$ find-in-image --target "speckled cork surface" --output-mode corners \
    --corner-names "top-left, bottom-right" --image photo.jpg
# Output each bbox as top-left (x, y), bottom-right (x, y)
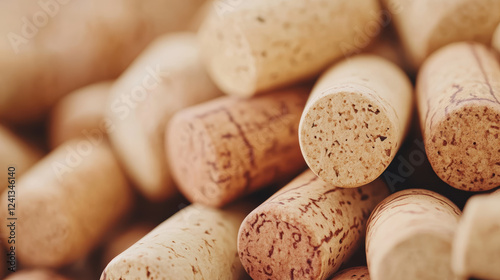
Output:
top-left (329, 267), bottom-right (370, 280)
top-left (167, 88), bottom-right (309, 207)
top-left (299, 55), bottom-right (412, 188)
top-left (199, 0), bottom-right (381, 97)
top-left (238, 170), bottom-right (389, 280)
top-left (366, 189), bottom-right (461, 280)
top-left (417, 42), bottom-right (500, 192)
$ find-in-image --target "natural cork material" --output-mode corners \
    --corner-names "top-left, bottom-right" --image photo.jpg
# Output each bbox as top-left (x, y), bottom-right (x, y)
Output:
top-left (238, 170), bottom-right (389, 280)
top-left (366, 189), bottom-right (461, 280)
top-left (199, 0), bottom-right (381, 97)
top-left (299, 55), bottom-right (412, 188)
top-left (382, 0), bottom-right (500, 68)
top-left (494, 23), bottom-right (500, 53)
top-left (417, 42), bottom-right (500, 192)
top-left (0, 140), bottom-right (133, 268)
top-left (329, 267), bottom-right (370, 280)
top-left (452, 191), bottom-right (500, 279)
top-left (4, 270), bottom-right (70, 280)
top-left (101, 204), bottom-right (249, 280)
top-left (107, 33), bottom-right (222, 202)
top-left (101, 224), bottom-right (153, 268)
top-left (167, 88), bottom-right (309, 207)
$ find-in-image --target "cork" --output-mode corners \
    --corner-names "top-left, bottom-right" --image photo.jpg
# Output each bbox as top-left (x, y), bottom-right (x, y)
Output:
top-left (329, 267), bottom-right (370, 280)
top-left (198, 0), bottom-right (381, 97)
top-left (49, 81), bottom-right (113, 148)
top-left (494, 23), bottom-right (500, 53)
top-left (106, 33), bottom-right (222, 202)
top-left (0, 139), bottom-right (133, 267)
top-left (238, 170), bottom-right (389, 280)
top-left (4, 270), bottom-right (70, 280)
top-left (101, 204), bottom-right (249, 280)
top-left (299, 55), bottom-right (412, 188)
top-left (452, 191), bottom-right (500, 279)
top-left (167, 87), bottom-right (309, 207)
top-left (382, 0), bottom-right (500, 68)
top-left (101, 224), bottom-right (153, 268)
top-left (417, 42), bottom-right (500, 191)
top-left (0, 125), bottom-right (43, 192)
top-left (366, 189), bottom-right (461, 280)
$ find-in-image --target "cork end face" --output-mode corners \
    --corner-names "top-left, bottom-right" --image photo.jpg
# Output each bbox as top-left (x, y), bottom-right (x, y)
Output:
top-left (299, 91), bottom-right (398, 188)
top-left (426, 105), bottom-right (500, 191)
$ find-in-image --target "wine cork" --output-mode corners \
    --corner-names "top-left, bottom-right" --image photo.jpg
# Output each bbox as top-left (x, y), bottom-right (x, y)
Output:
top-left (167, 87), bottom-right (309, 207)
top-left (494, 23), bottom-right (500, 53)
top-left (452, 191), bottom-right (500, 279)
top-left (49, 81), bottom-right (113, 148)
top-left (0, 125), bottom-right (43, 192)
top-left (382, 0), bottom-right (500, 68)
top-left (101, 224), bottom-right (153, 268)
top-left (238, 170), bottom-right (389, 280)
top-left (101, 204), bottom-right (249, 280)
top-left (299, 55), bottom-right (412, 188)
top-left (0, 139), bottom-right (133, 267)
top-left (329, 267), bottom-right (370, 280)
top-left (199, 0), bottom-right (381, 97)
top-left (107, 33), bottom-right (222, 202)
top-left (4, 270), bottom-right (70, 280)
top-left (366, 189), bottom-right (461, 280)
top-left (417, 42), bottom-right (500, 192)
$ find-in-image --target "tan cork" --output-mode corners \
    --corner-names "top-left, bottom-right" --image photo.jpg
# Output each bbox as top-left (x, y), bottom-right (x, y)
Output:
top-left (198, 0), bottom-right (381, 97)
top-left (0, 139), bottom-right (133, 268)
top-left (238, 170), bottom-right (389, 280)
top-left (366, 189), bottom-right (461, 280)
top-left (167, 87), bottom-right (309, 207)
top-left (452, 191), bottom-right (500, 279)
top-left (49, 81), bottom-right (113, 148)
top-left (106, 33), bottom-right (222, 202)
top-left (4, 270), bottom-right (71, 280)
top-left (494, 23), bottom-right (500, 53)
top-left (299, 55), bottom-right (412, 188)
top-left (329, 267), bottom-right (370, 280)
top-left (101, 204), bottom-right (249, 280)
top-left (417, 42), bottom-right (500, 192)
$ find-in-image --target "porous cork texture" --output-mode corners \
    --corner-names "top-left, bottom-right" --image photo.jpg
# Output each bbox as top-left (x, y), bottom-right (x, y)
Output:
top-left (382, 0), bottom-right (500, 68)
top-left (417, 42), bottom-right (500, 191)
top-left (238, 170), bottom-right (389, 280)
top-left (199, 0), bottom-right (381, 96)
top-left (167, 88), bottom-right (308, 207)
top-left (366, 189), bottom-right (461, 280)
top-left (299, 55), bottom-right (412, 188)
top-left (107, 33), bottom-right (222, 201)
top-left (452, 191), bottom-right (500, 279)
top-left (101, 204), bottom-right (248, 280)
top-left (0, 140), bottom-right (133, 268)
top-left (329, 267), bottom-right (370, 280)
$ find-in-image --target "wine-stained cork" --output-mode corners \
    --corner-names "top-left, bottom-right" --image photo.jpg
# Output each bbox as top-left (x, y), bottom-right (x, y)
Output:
top-left (238, 170), bottom-right (389, 280)
top-left (107, 33), bottom-right (222, 202)
top-left (199, 0), bottom-right (381, 97)
top-left (329, 267), bottom-right (370, 280)
top-left (382, 0), bottom-right (500, 68)
top-left (101, 224), bottom-right (153, 268)
top-left (299, 55), bottom-right (412, 188)
top-left (0, 140), bottom-right (133, 267)
top-left (49, 81), bottom-right (113, 148)
top-left (417, 42), bottom-right (500, 192)
top-left (452, 191), bottom-right (500, 279)
top-left (494, 23), bottom-right (500, 53)
top-left (167, 88), bottom-right (309, 207)
top-left (0, 125), bottom-right (43, 192)
top-left (4, 270), bottom-right (70, 280)
top-left (101, 204), bottom-right (249, 280)
top-left (366, 189), bottom-right (461, 280)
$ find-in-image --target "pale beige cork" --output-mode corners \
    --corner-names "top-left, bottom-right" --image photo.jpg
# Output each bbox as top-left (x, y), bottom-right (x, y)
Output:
top-left (382, 0), bottom-right (500, 68)
top-left (417, 42), bottom-right (500, 192)
top-left (0, 125), bottom-right (43, 192)
top-left (452, 191), bottom-right (500, 279)
top-left (238, 170), bottom-right (389, 280)
top-left (299, 55), bottom-right (412, 188)
top-left (4, 270), bottom-right (70, 280)
top-left (198, 0), bottom-right (381, 97)
top-left (366, 189), bottom-right (462, 280)
top-left (167, 87), bottom-right (309, 207)
top-left (49, 81), bottom-right (113, 148)
top-left (101, 224), bottom-right (153, 268)
top-left (106, 33), bottom-right (222, 202)
top-left (0, 139), bottom-right (133, 268)
top-left (494, 23), bottom-right (500, 53)
top-left (101, 204), bottom-right (249, 280)
top-left (329, 267), bottom-right (370, 280)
